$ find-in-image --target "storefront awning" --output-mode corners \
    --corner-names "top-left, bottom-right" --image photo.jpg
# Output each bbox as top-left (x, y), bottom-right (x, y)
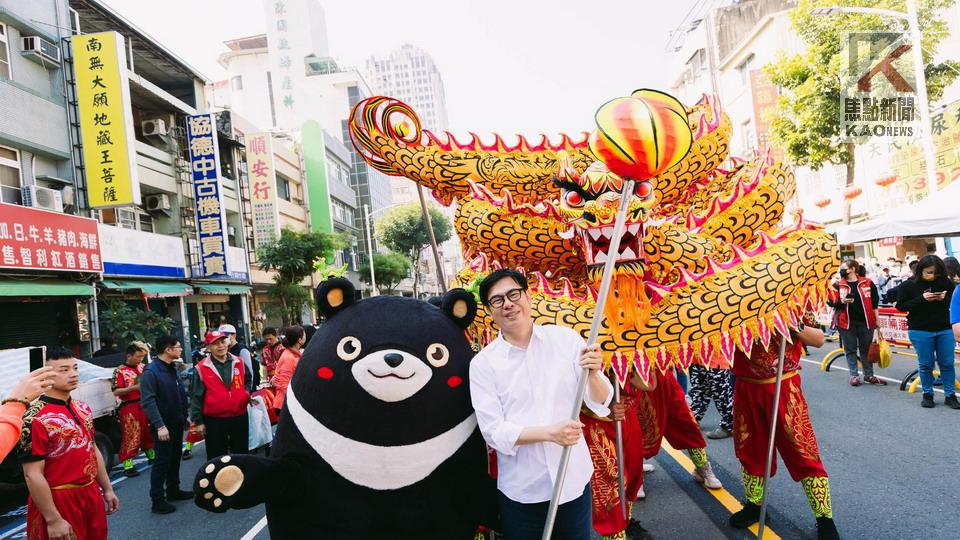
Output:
top-left (835, 180), bottom-right (960, 244)
top-left (100, 280), bottom-right (193, 298)
top-left (194, 284), bottom-right (251, 295)
top-left (0, 279), bottom-right (94, 297)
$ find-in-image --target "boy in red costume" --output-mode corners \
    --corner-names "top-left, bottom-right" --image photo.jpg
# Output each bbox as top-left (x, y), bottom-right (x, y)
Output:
top-left (20, 348), bottom-right (119, 540)
top-left (112, 341), bottom-right (155, 476)
top-left (728, 320), bottom-right (840, 540)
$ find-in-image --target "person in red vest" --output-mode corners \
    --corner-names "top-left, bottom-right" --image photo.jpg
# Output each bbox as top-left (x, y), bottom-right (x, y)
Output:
top-left (828, 260), bottom-right (884, 387)
top-left (112, 341), bottom-right (156, 477)
top-left (189, 331), bottom-right (251, 460)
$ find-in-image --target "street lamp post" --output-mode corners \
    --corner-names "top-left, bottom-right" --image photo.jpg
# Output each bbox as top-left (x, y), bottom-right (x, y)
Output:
top-left (813, 1), bottom-right (938, 197)
top-left (362, 204), bottom-right (377, 296)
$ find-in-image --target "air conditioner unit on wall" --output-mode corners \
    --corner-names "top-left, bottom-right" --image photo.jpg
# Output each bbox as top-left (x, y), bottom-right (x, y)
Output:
top-left (144, 194), bottom-right (171, 213)
top-left (22, 185), bottom-right (64, 212)
top-left (142, 119), bottom-right (169, 137)
top-left (20, 36), bottom-right (61, 69)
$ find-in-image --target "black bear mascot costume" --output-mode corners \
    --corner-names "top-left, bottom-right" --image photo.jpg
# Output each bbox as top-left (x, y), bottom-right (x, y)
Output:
top-left (193, 278), bottom-right (497, 539)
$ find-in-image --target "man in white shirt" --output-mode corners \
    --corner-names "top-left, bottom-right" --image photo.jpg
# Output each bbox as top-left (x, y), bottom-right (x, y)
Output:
top-left (470, 269), bottom-right (613, 539)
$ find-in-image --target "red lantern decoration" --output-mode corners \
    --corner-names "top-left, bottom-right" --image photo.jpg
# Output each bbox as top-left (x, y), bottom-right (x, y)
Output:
top-left (843, 186), bottom-right (863, 200)
top-left (589, 89), bottom-right (693, 181)
top-left (874, 175), bottom-right (897, 187)
top-left (814, 198), bottom-right (831, 208)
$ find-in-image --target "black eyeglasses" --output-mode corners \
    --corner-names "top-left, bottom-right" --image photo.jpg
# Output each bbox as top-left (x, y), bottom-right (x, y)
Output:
top-left (486, 287), bottom-right (525, 309)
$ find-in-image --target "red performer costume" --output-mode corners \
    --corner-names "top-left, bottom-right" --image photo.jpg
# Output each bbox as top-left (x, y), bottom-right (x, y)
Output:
top-left (729, 322), bottom-right (838, 540)
top-left (582, 378), bottom-right (647, 539)
top-left (20, 396), bottom-right (107, 540)
top-left (113, 363), bottom-right (154, 465)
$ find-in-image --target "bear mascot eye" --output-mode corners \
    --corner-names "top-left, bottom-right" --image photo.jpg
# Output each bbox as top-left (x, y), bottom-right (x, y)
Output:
top-left (426, 343), bottom-right (449, 367)
top-left (337, 336), bottom-right (362, 361)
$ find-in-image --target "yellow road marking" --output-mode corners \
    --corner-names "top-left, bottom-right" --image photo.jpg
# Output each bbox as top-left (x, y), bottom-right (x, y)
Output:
top-left (661, 440), bottom-right (782, 540)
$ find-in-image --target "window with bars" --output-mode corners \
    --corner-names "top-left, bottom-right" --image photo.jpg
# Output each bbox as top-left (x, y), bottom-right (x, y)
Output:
top-left (0, 146), bottom-right (22, 205)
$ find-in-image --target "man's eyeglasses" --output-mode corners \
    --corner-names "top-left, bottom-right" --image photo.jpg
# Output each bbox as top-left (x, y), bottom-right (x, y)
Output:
top-left (486, 287), bottom-right (526, 309)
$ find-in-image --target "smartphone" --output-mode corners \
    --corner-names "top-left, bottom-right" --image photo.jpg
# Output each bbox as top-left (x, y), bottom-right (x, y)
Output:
top-left (28, 347), bottom-right (44, 372)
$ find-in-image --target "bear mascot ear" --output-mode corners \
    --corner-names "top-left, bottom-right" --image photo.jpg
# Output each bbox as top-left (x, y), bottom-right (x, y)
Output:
top-left (440, 288), bottom-right (477, 329)
top-left (315, 278), bottom-right (357, 319)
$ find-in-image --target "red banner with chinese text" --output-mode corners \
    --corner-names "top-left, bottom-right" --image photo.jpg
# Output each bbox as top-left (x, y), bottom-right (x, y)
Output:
top-left (0, 203), bottom-right (102, 273)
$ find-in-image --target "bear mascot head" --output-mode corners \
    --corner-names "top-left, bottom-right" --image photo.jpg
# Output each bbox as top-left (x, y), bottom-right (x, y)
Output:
top-left (192, 278), bottom-right (497, 540)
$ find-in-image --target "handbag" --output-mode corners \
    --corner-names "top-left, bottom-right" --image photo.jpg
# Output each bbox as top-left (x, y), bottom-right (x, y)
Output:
top-left (868, 332), bottom-right (892, 368)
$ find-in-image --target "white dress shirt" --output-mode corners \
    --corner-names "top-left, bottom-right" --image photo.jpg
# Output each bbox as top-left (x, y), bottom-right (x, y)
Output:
top-left (469, 324), bottom-right (613, 504)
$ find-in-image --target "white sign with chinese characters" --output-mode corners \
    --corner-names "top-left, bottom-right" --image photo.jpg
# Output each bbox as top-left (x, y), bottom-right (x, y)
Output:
top-left (186, 114), bottom-right (231, 278)
top-left (247, 132), bottom-right (281, 250)
top-left (264, 0), bottom-right (315, 131)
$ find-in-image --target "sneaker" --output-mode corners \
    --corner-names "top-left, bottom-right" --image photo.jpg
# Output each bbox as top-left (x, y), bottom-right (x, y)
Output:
top-left (706, 428), bottom-right (732, 440)
top-left (168, 489), bottom-right (194, 501)
top-left (643, 462), bottom-right (655, 473)
top-left (182, 449), bottom-right (192, 461)
top-left (123, 468), bottom-right (140, 478)
top-left (864, 376), bottom-right (887, 386)
top-left (151, 499), bottom-right (176, 514)
top-left (636, 484), bottom-right (646, 500)
top-left (945, 395), bottom-right (960, 410)
top-left (692, 463), bottom-right (722, 489)
top-left (729, 502), bottom-right (763, 528)
top-left (921, 393), bottom-right (935, 408)
top-left (849, 376), bottom-right (861, 387)
top-left (625, 519), bottom-right (654, 540)
top-left (816, 517), bottom-right (840, 540)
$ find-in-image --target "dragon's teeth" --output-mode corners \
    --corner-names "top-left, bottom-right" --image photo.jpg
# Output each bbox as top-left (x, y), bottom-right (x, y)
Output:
top-left (621, 247), bottom-right (636, 260)
top-left (602, 226), bottom-right (614, 238)
top-left (589, 228), bottom-right (603, 240)
top-left (628, 224), bottom-right (641, 236)
top-left (595, 251), bottom-right (607, 264)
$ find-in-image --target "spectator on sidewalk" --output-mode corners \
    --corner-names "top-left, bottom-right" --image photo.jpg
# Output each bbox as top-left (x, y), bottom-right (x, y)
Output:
top-left (112, 341), bottom-right (156, 477)
top-left (886, 260), bottom-right (920, 304)
top-left (0, 368), bottom-right (54, 461)
top-left (140, 335), bottom-right (193, 514)
top-left (944, 256), bottom-right (960, 284)
top-left (219, 324), bottom-right (260, 390)
top-left (951, 285), bottom-right (960, 343)
top-left (896, 255), bottom-right (958, 409)
top-left (828, 260), bottom-right (885, 387)
top-left (877, 267), bottom-right (896, 303)
top-left (190, 331), bottom-right (252, 460)
top-left (19, 348), bottom-right (119, 539)
top-left (259, 327), bottom-right (285, 379)
top-left (271, 325), bottom-right (305, 412)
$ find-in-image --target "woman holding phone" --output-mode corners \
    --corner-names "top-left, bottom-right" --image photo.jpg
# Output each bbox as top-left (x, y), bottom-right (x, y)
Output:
top-left (828, 260), bottom-right (883, 387)
top-left (896, 255), bottom-right (958, 409)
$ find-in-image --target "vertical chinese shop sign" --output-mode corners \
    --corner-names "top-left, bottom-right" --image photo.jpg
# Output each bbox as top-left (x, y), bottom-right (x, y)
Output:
top-left (186, 114), bottom-right (230, 278)
top-left (72, 32), bottom-right (140, 208)
top-left (246, 133), bottom-right (280, 250)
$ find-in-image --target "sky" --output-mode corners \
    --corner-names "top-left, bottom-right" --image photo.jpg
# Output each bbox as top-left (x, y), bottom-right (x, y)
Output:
top-left (100, 0), bottom-right (702, 136)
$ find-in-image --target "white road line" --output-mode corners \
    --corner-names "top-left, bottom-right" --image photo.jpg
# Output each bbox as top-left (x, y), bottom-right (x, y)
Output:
top-left (799, 358), bottom-right (945, 394)
top-left (240, 516), bottom-right (268, 540)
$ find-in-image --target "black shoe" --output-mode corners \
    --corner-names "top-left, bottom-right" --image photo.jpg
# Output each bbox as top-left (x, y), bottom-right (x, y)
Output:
top-left (921, 393), bottom-right (935, 408)
top-left (626, 518), bottom-right (654, 540)
top-left (168, 489), bottom-right (194, 501)
top-left (123, 468), bottom-right (140, 478)
top-left (945, 395), bottom-right (960, 410)
top-left (816, 517), bottom-right (840, 540)
top-left (182, 449), bottom-right (192, 461)
top-left (151, 499), bottom-right (176, 514)
top-left (729, 502), bottom-right (767, 529)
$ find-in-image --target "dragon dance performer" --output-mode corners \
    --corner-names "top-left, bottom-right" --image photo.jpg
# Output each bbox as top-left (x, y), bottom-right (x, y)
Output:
top-left (112, 341), bottom-right (156, 477)
top-left (635, 369), bottom-right (722, 490)
top-left (582, 375), bottom-right (652, 540)
top-left (728, 318), bottom-right (840, 540)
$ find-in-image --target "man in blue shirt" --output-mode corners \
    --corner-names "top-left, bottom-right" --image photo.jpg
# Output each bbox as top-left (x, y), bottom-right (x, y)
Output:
top-left (951, 286), bottom-right (960, 343)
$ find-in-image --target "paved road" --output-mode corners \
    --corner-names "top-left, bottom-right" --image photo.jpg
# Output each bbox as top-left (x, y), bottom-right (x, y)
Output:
top-left (0, 340), bottom-right (954, 539)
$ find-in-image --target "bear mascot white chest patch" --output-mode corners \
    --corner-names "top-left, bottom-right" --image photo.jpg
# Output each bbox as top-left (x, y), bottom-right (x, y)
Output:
top-left (193, 278), bottom-right (498, 539)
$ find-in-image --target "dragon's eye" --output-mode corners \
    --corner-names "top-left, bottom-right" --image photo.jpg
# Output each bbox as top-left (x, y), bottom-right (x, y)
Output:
top-left (635, 181), bottom-right (653, 199)
top-left (564, 190), bottom-right (585, 208)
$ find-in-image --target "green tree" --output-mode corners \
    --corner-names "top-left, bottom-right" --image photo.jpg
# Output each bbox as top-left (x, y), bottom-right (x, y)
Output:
top-left (766, 0), bottom-right (958, 224)
top-left (376, 203), bottom-right (453, 297)
top-left (360, 252), bottom-right (413, 295)
top-left (98, 298), bottom-right (173, 345)
top-left (258, 228), bottom-right (342, 324)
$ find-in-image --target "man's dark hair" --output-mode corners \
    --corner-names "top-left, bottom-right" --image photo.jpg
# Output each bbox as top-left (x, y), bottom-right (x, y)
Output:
top-left (262, 327), bottom-right (278, 337)
top-left (478, 269), bottom-right (528, 305)
top-left (154, 335), bottom-right (180, 356)
top-left (913, 255), bottom-right (946, 282)
top-left (281, 325), bottom-right (305, 348)
top-left (944, 256), bottom-right (959, 281)
top-left (46, 347), bottom-right (74, 361)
